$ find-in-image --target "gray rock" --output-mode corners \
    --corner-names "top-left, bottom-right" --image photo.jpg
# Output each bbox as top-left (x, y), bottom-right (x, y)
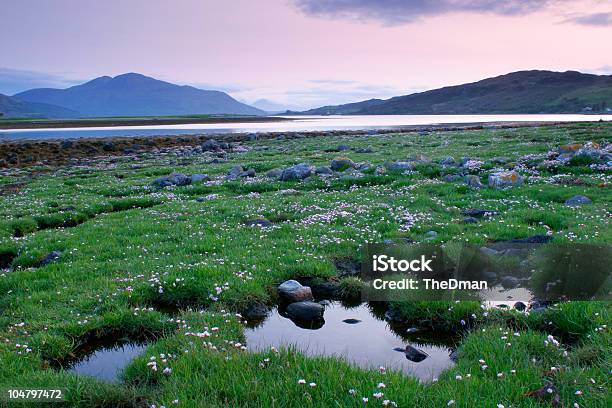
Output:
top-left (336, 144), bottom-right (350, 151)
top-left (202, 139), bottom-right (221, 151)
top-left (278, 280), bottom-right (314, 303)
top-left (239, 168), bottom-right (256, 178)
top-left (564, 195), bottom-right (592, 206)
top-left (245, 218), bottom-right (273, 228)
top-left (443, 174), bottom-right (462, 182)
top-left (38, 251), bottom-right (62, 267)
top-left (167, 173), bottom-right (191, 186)
top-left (286, 301), bottom-right (324, 320)
top-left (190, 174), bottom-right (210, 183)
top-left (480, 247), bottom-right (500, 257)
top-left (440, 156), bottom-right (457, 166)
top-left (151, 177), bottom-right (173, 188)
top-left (315, 166), bottom-right (334, 176)
top-left (330, 157), bottom-right (355, 171)
top-left (488, 171), bottom-right (524, 188)
top-left (464, 175), bottom-right (483, 188)
top-left (356, 147), bottom-right (374, 153)
top-left (266, 168), bottom-right (283, 179)
top-left (424, 230), bottom-right (438, 240)
top-left (462, 209), bottom-right (498, 218)
top-left (243, 302), bottom-right (269, 320)
top-left (280, 163), bottom-right (313, 181)
top-left (385, 160), bottom-right (416, 172)
top-left (226, 165), bottom-right (244, 180)
top-left (463, 217), bottom-right (479, 224)
top-left (404, 345), bottom-right (429, 362)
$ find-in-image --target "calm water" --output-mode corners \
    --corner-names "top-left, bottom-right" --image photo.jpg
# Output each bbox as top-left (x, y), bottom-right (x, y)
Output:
top-left (245, 302), bottom-right (456, 382)
top-left (2, 114), bottom-right (610, 140)
top-left (67, 343), bottom-right (146, 382)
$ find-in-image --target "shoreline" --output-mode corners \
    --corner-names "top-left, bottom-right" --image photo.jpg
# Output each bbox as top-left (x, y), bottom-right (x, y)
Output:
top-left (0, 115), bottom-right (290, 130)
top-left (0, 121), bottom-right (603, 169)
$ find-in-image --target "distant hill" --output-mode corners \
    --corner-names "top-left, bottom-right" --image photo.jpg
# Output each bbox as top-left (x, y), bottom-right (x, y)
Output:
top-left (0, 93), bottom-right (79, 118)
top-left (293, 71), bottom-right (612, 115)
top-left (13, 73), bottom-right (264, 117)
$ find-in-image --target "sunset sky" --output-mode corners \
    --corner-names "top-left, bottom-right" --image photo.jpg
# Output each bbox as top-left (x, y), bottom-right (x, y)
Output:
top-left (1, 0), bottom-right (611, 109)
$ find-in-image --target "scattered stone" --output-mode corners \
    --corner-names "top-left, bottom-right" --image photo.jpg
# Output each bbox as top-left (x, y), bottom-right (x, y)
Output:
top-left (488, 171), bottom-right (524, 188)
top-left (265, 168), bottom-right (283, 179)
top-left (443, 174), bottom-right (462, 182)
top-left (286, 301), bottom-right (324, 321)
top-left (463, 217), bottom-right (479, 224)
top-left (558, 143), bottom-right (583, 154)
top-left (278, 280), bottom-right (314, 302)
top-left (464, 175), bottom-right (483, 188)
top-left (151, 173), bottom-right (191, 188)
top-left (440, 156), bottom-right (456, 166)
top-left (243, 302), bottom-right (269, 320)
top-left (462, 209), bottom-right (498, 218)
top-left (342, 318), bottom-right (362, 324)
top-left (239, 168), bottom-right (256, 178)
top-left (330, 157), bottom-right (355, 171)
top-left (201, 139), bottom-right (228, 151)
top-left (190, 174), bottom-right (210, 183)
top-left (564, 195), bottom-right (592, 206)
top-left (384, 160), bottom-right (416, 172)
top-left (151, 177), bottom-right (173, 189)
top-left (336, 144), bottom-right (349, 151)
top-left (245, 218), bottom-right (273, 228)
top-left (226, 165), bottom-right (244, 180)
top-left (404, 345), bottom-right (429, 362)
top-left (280, 163), bottom-right (313, 181)
top-left (38, 251), bottom-right (62, 267)
top-left (315, 166), bottom-right (334, 176)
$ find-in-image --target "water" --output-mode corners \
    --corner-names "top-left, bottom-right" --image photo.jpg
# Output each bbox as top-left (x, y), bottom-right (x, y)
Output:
top-left (245, 302), bottom-right (456, 381)
top-left (65, 342), bottom-right (146, 382)
top-left (1, 114), bottom-right (610, 140)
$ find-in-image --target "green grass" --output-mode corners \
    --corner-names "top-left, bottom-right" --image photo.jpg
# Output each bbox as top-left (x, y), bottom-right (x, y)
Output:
top-left (0, 122), bottom-right (610, 407)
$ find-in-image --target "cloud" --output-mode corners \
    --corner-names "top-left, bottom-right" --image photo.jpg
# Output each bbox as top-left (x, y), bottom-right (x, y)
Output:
top-left (291, 0), bottom-right (556, 24)
top-left (0, 67), bottom-right (82, 95)
top-left (564, 11), bottom-right (612, 26)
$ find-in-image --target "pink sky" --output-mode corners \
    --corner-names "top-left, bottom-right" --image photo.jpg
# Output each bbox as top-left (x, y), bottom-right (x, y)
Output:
top-left (1, 0), bottom-right (611, 109)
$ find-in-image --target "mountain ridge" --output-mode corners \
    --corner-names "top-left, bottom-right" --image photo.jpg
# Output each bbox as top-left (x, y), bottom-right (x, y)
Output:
top-left (13, 73), bottom-right (264, 117)
top-left (289, 70), bottom-right (612, 115)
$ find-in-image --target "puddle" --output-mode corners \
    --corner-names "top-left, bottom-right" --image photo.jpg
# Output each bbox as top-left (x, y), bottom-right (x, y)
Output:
top-left (61, 340), bottom-right (147, 382)
top-left (245, 302), bottom-right (456, 381)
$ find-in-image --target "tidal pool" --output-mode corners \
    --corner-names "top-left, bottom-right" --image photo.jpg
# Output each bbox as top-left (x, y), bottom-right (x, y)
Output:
top-left (245, 301), bottom-right (456, 381)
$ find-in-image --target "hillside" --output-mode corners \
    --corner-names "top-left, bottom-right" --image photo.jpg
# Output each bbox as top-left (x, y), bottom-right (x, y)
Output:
top-left (14, 73), bottom-right (264, 117)
top-left (0, 93), bottom-right (78, 118)
top-left (295, 71), bottom-right (612, 115)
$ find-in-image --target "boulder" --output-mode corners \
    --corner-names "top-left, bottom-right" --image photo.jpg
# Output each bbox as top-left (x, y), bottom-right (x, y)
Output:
top-left (330, 157), bottom-right (355, 171)
top-left (443, 174), bottom-right (462, 182)
top-left (488, 171), bottom-right (523, 188)
top-left (336, 144), bottom-right (350, 151)
top-left (464, 175), bottom-right (483, 188)
top-left (190, 174), bottom-right (210, 183)
top-left (226, 165), bottom-right (244, 180)
top-left (266, 168), bottom-right (283, 179)
top-left (462, 209), bottom-right (498, 218)
top-left (278, 280), bottom-right (314, 302)
top-left (404, 345), bottom-right (428, 362)
top-left (151, 177), bottom-right (173, 189)
top-left (558, 143), bottom-right (583, 155)
top-left (286, 301), bottom-right (324, 320)
top-left (243, 302), bottom-right (269, 320)
top-left (440, 156), bottom-right (457, 166)
top-left (315, 166), bottom-right (334, 176)
top-left (280, 163), bottom-right (313, 181)
top-left (239, 168), bottom-right (256, 178)
top-left (167, 173), bottom-right (191, 186)
top-left (564, 195), bottom-right (592, 206)
top-left (202, 139), bottom-right (223, 151)
top-left (38, 251), bottom-right (62, 267)
top-left (384, 160), bottom-right (416, 172)
top-left (245, 218), bottom-right (273, 228)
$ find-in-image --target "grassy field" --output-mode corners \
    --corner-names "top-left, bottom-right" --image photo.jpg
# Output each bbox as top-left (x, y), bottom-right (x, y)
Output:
top-left (0, 122), bottom-right (610, 407)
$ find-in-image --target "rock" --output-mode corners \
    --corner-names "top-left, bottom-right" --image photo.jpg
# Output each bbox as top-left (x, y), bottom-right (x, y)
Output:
top-left (336, 144), bottom-right (350, 151)
top-left (190, 174), bottom-right (210, 183)
top-left (440, 156), bottom-right (457, 166)
top-left (60, 140), bottom-right (74, 149)
top-left (245, 218), bottom-right (273, 228)
top-left (301, 279), bottom-right (341, 299)
top-left (315, 166), bottom-right (334, 176)
top-left (564, 195), bottom-right (592, 206)
top-left (151, 177), bottom-right (173, 189)
top-left (318, 300), bottom-right (332, 307)
top-left (226, 165), bottom-right (244, 180)
top-left (330, 157), bottom-right (355, 171)
top-left (286, 301), bottom-right (324, 320)
top-left (488, 171), bottom-right (524, 188)
top-left (280, 163), bottom-right (313, 181)
top-left (195, 197), bottom-right (206, 202)
top-left (239, 168), bottom-right (256, 178)
top-left (278, 280), bottom-right (314, 302)
top-left (356, 147), bottom-right (374, 153)
top-left (463, 217), bottom-right (479, 224)
top-left (462, 209), bottom-right (498, 218)
top-left (384, 160), bottom-right (416, 172)
top-left (424, 230), bottom-right (438, 240)
top-left (243, 302), bottom-right (269, 320)
top-left (510, 235), bottom-right (553, 244)
top-left (384, 308), bottom-right (403, 322)
top-left (480, 247), bottom-right (500, 257)
top-left (443, 174), bottom-right (462, 182)
top-left (464, 175), bottom-right (483, 188)
top-left (266, 168), bottom-right (283, 179)
top-left (500, 276), bottom-right (520, 289)
top-left (404, 345), bottom-right (429, 362)
top-left (167, 173), bottom-right (191, 186)
top-left (558, 143), bottom-right (583, 155)
top-left (409, 153), bottom-right (431, 163)
top-left (202, 139), bottom-right (221, 151)
top-left (449, 350), bottom-right (459, 362)
top-left (405, 327), bottom-right (419, 334)
top-left (38, 251), bottom-right (61, 267)
top-left (102, 142), bottom-right (115, 151)
top-left (334, 258), bottom-right (361, 277)
top-left (513, 301), bottom-right (527, 311)
top-left (342, 318), bottom-right (362, 324)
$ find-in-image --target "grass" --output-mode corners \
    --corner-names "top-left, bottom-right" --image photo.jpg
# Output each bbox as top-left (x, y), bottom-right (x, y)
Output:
top-left (0, 122), bottom-right (610, 407)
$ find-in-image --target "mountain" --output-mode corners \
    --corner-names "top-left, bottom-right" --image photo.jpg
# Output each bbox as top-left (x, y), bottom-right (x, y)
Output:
top-left (13, 73), bottom-right (264, 117)
top-left (251, 99), bottom-right (305, 113)
top-left (0, 93), bottom-right (79, 118)
top-left (294, 71), bottom-right (612, 115)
